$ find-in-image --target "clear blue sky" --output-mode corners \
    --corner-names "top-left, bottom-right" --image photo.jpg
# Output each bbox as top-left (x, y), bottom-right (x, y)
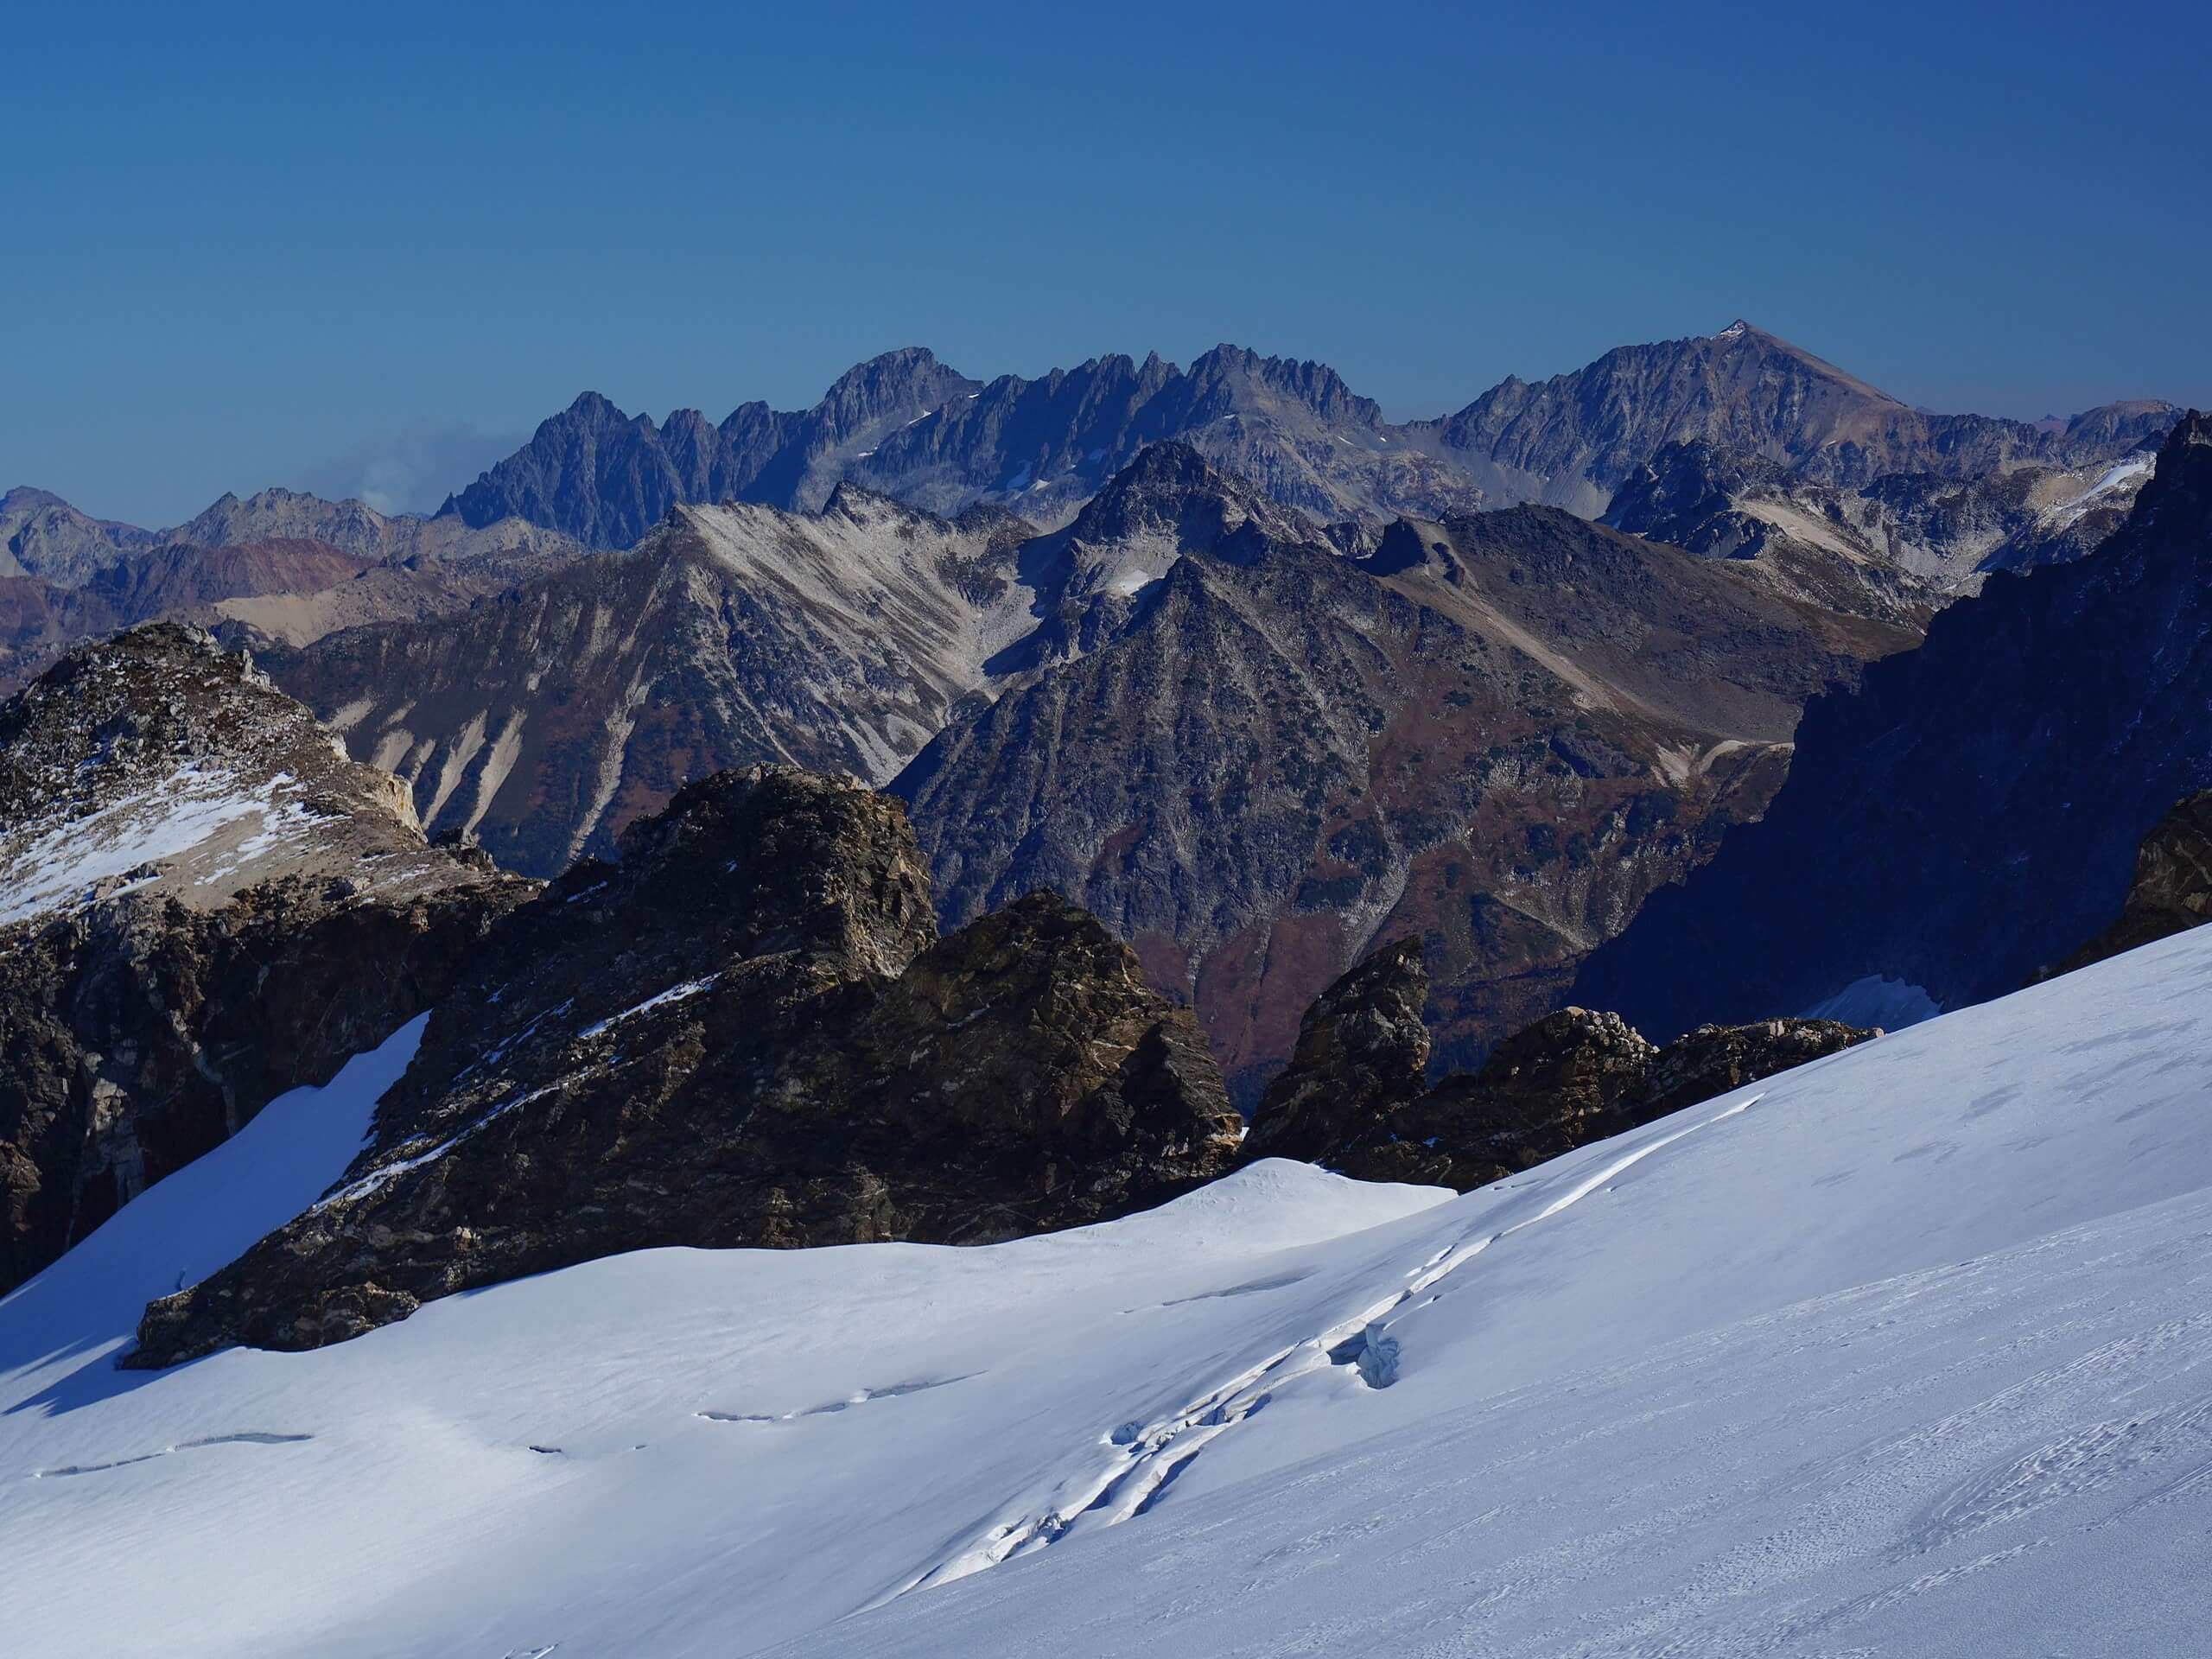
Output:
top-left (6, 0), bottom-right (2207, 526)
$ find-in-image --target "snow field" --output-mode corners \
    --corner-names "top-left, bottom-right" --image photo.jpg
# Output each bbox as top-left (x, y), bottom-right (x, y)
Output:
top-left (8, 928), bottom-right (2212, 1654)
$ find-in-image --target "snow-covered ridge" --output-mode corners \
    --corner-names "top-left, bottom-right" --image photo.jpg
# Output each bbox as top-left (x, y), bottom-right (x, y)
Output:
top-left (10, 925), bottom-right (2212, 1655)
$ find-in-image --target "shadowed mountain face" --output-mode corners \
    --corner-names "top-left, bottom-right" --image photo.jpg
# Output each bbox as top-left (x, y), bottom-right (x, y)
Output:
top-left (893, 476), bottom-right (1916, 1097)
top-left (439, 327), bottom-right (2177, 545)
top-left (1573, 412), bottom-right (2212, 1038)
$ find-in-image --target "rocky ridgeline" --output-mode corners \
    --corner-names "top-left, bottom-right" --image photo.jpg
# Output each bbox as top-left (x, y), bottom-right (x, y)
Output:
top-left (129, 766), bottom-right (1243, 1365)
top-left (0, 625), bottom-right (534, 1290)
top-left (1241, 938), bottom-right (1872, 1190)
top-left (439, 328), bottom-right (2177, 545)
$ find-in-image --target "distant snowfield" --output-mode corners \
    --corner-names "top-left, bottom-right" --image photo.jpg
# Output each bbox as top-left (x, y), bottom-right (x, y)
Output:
top-left (1803, 970), bottom-right (1943, 1030)
top-left (2043, 452), bottom-right (2157, 531)
top-left (10, 932), bottom-right (2212, 1655)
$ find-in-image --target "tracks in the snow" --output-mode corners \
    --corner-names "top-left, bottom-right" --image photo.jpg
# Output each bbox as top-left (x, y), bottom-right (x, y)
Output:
top-left (697, 1373), bottom-right (978, 1427)
top-left (29, 1430), bottom-right (313, 1480)
top-left (881, 1092), bottom-right (1765, 1604)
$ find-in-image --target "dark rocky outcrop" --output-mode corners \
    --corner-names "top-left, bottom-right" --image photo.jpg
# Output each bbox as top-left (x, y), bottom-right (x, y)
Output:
top-left (0, 626), bottom-right (534, 1292)
top-left (2058, 790), bottom-right (2212, 972)
top-left (1575, 412), bottom-right (2212, 1037)
top-left (1243, 940), bottom-right (1871, 1191)
top-left (1236, 939), bottom-right (1431, 1165)
top-left (1637, 1018), bottom-right (1878, 1119)
top-left (127, 766), bottom-right (1242, 1366)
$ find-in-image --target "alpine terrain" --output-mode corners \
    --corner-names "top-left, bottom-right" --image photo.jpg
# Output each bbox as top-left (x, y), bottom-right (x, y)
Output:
top-left (3, 315), bottom-right (2202, 1659)
top-left (264, 435), bottom-right (1919, 1089)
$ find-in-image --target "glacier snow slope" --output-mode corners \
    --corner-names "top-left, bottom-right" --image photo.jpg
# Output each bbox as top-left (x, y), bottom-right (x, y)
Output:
top-left (8, 931), bottom-right (2212, 1655)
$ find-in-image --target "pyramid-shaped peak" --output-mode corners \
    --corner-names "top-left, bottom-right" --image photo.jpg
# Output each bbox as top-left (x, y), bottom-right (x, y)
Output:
top-left (828, 346), bottom-right (944, 385)
top-left (1067, 441), bottom-right (1305, 551)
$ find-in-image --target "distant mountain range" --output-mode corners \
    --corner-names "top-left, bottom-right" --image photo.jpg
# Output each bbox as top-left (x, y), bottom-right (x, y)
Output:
top-left (0, 321), bottom-right (2187, 1087)
top-left (1602, 435), bottom-right (2163, 607)
top-left (1, 481), bottom-right (537, 578)
top-left (0, 484), bottom-right (582, 692)
top-left (435, 323), bottom-right (2179, 543)
top-left (263, 486), bottom-right (1042, 872)
top-left (259, 442), bottom-right (1915, 1095)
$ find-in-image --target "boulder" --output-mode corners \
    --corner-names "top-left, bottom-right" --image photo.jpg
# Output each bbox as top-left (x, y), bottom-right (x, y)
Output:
top-left (1242, 939), bottom-right (1874, 1191)
top-left (1241, 938), bottom-right (1430, 1166)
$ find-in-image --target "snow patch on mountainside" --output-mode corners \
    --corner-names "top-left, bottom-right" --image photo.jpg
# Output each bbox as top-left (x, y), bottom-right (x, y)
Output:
top-left (0, 766), bottom-right (325, 926)
top-left (0, 1016), bottom-right (423, 1384)
top-left (2041, 452), bottom-right (2156, 530)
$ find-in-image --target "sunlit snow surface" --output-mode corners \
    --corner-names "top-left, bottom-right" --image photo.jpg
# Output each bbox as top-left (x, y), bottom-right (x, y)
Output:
top-left (10, 932), bottom-right (2212, 1655)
